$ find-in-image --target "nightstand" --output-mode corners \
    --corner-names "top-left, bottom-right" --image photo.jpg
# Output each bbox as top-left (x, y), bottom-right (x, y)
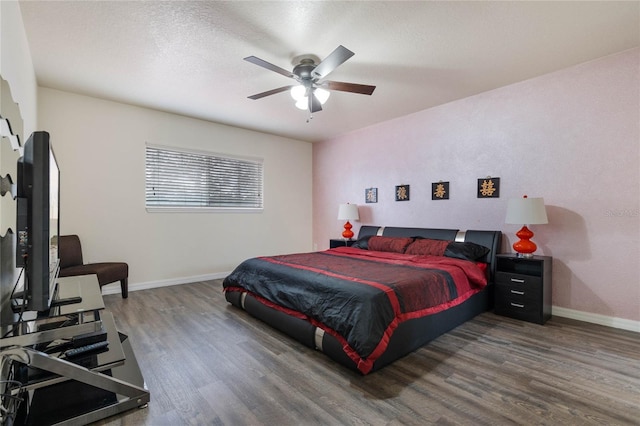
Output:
top-left (494, 254), bottom-right (552, 324)
top-left (330, 239), bottom-right (356, 248)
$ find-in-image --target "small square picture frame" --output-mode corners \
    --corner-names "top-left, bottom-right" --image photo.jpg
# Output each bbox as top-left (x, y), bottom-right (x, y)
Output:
top-left (365, 187), bottom-right (378, 203)
top-left (477, 177), bottom-right (500, 198)
top-left (432, 181), bottom-right (449, 200)
top-left (395, 184), bottom-right (410, 201)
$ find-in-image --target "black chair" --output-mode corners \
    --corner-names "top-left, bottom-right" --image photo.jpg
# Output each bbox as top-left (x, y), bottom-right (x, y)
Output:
top-left (58, 235), bottom-right (129, 298)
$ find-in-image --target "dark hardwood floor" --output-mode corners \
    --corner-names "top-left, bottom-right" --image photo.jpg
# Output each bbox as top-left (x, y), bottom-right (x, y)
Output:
top-left (98, 280), bottom-right (640, 425)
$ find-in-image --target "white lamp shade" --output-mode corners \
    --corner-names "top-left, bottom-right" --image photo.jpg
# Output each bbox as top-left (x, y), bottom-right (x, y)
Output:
top-left (505, 197), bottom-right (548, 225)
top-left (295, 98), bottom-right (308, 110)
top-left (314, 87), bottom-right (330, 104)
top-left (337, 203), bottom-right (359, 221)
top-left (291, 86), bottom-right (330, 109)
top-left (290, 85), bottom-right (306, 101)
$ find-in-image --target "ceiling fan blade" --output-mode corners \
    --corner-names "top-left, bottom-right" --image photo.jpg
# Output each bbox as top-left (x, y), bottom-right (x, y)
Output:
top-left (244, 56), bottom-right (296, 79)
top-left (321, 81), bottom-right (376, 95)
top-left (248, 85), bottom-right (294, 100)
top-left (312, 45), bottom-right (355, 79)
top-left (310, 92), bottom-right (322, 113)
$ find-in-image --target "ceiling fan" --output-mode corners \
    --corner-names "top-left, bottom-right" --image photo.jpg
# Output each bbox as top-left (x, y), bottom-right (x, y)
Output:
top-left (244, 45), bottom-right (376, 114)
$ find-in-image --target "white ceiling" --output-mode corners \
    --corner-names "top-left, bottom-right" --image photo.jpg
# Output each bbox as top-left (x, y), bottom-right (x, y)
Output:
top-left (19, 1), bottom-right (639, 143)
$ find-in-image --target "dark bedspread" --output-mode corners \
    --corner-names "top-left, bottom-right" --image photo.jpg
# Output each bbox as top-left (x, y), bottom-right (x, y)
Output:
top-left (223, 247), bottom-right (487, 374)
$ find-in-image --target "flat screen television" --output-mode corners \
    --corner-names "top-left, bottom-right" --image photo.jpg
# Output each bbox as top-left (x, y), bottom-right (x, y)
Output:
top-left (15, 131), bottom-right (60, 313)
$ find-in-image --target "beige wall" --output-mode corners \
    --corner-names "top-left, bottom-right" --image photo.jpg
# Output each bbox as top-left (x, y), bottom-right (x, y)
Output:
top-left (38, 88), bottom-right (313, 291)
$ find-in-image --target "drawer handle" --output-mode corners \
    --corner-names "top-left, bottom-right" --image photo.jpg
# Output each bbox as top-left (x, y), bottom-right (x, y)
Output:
top-left (510, 290), bottom-right (525, 295)
top-left (510, 278), bottom-right (525, 283)
top-left (510, 302), bottom-right (525, 308)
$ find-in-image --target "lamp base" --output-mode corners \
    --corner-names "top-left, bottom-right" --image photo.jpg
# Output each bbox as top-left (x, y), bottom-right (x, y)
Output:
top-left (341, 221), bottom-right (354, 240)
top-left (515, 252), bottom-right (535, 259)
top-left (512, 225), bottom-right (538, 257)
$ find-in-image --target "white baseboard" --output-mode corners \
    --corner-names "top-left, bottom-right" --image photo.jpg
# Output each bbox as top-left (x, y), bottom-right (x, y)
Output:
top-left (552, 306), bottom-right (640, 333)
top-left (100, 272), bottom-right (230, 296)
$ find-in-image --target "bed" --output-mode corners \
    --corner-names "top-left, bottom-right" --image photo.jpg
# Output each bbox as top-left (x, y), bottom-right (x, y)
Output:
top-left (223, 226), bottom-right (502, 374)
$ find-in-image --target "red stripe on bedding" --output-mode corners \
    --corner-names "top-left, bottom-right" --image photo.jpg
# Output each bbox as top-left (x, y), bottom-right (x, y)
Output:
top-left (260, 255), bottom-right (403, 316)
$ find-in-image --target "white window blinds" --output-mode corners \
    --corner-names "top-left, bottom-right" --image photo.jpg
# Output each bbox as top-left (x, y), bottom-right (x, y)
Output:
top-left (145, 145), bottom-right (263, 211)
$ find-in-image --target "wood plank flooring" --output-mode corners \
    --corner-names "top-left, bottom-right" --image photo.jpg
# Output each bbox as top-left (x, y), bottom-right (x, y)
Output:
top-left (97, 280), bottom-right (640, 425)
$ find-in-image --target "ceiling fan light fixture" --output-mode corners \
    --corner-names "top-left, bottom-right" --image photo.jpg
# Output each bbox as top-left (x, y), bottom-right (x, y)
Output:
top-left (314, 87), bottom-right (330, 104)
top-left (293, 86), bottom-right (330, 110)
top-left (290, 85), bottom-right (306, 101)
top-left (295, 98), bottom-right (308, 110)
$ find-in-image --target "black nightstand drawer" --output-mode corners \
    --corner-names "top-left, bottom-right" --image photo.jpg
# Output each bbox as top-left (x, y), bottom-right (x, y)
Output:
top-left (495, 271), bottom-right (542, 288)
top-left (495, 296), bottom-right (542, 323)
top-left (495, 281), bottom-right (539, 303)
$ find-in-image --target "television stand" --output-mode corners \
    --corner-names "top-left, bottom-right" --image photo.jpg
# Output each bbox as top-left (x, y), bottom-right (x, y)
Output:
top-left (9, 295), bottom-right (82, 314)
top-left (1, 275), bottom-right (150, 425)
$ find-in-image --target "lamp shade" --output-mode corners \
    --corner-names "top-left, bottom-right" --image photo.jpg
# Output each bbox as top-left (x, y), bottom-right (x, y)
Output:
top-left (295, 98), bottom-right (308, 110)
top-left (314, 87), bottom-right (330, 104)
top-left (290, 85), bottom-right (306, 101)
top-left (337, 203), bottom-right (359, 221)
top-left (505, 196), bottom-right (548, 225)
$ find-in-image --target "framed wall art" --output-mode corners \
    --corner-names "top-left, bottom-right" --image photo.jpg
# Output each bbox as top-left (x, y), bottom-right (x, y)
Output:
top-left (477, 177), bottom-right (500, 198)
top-left (365, 187), bottom-right (378, 203)
top-left (432, 181), bottom-right (449, 200)
top-left (395, 184), bottom-right (410, 201)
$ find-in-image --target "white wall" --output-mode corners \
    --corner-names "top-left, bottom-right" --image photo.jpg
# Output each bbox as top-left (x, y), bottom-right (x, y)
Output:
top-left (0, 1), bottom-right (37, 135)
top-left (38, 88), bottom-right (313, 291)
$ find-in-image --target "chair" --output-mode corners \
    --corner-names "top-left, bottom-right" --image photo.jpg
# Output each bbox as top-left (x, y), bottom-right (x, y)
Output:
top-left (58, 235), bottom-right (129, 298)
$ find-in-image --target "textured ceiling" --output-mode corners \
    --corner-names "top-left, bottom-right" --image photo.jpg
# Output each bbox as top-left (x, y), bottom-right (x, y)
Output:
top-left (19, 1), bottom-right (640, 143)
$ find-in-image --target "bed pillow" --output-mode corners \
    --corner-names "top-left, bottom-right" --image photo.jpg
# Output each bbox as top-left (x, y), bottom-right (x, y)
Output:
top-left (367, 236), bottom-right (414, 253)
top-left (404, 238), bottom-right (449, 256)
top-left (444, 241), bottom-right (490, 261)
top-left (350, 235), bottom-right (373, 250)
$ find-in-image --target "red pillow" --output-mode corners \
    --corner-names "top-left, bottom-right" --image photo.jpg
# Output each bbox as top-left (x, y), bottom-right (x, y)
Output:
top-left (367, 236), bottom-right (414, 253)
top-left (404, 238), bottom-right (449, 256)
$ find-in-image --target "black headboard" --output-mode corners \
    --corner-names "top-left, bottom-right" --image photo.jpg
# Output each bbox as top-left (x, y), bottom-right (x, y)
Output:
top-left (357, 226), bottom-right (502, 283)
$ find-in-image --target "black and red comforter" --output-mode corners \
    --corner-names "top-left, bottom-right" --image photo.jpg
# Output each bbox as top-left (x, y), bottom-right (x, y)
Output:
top-left (223, 246), bottom-right (487, 374)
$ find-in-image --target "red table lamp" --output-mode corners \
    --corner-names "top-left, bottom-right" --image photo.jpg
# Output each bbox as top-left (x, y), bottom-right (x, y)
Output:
top-left (505, 195), bottom-right (548, 258)
top-left (337, 203), bottom-right (359, 240)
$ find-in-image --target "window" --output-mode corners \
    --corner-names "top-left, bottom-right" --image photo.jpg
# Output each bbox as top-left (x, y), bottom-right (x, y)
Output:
top-left (145, 145), bottom-right (263, 211)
